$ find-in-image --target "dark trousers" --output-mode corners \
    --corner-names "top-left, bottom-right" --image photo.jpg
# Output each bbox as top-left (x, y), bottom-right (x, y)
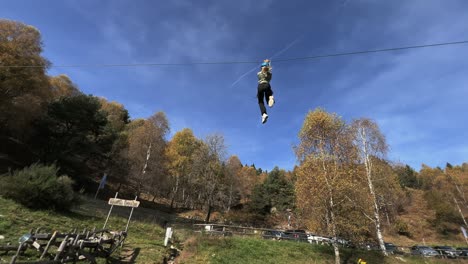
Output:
top-left (257, 83), bottom-right (273, 115)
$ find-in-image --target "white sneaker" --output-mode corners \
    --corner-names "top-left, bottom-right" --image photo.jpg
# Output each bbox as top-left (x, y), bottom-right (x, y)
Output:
top-left (262, 113), bottom-right (268, 124)
top-left (268, 96), bottom-right (275, 107)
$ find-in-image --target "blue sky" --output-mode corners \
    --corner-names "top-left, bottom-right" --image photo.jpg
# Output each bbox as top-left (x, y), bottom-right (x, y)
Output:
top-left (2, 0), bottom-right (468, 171)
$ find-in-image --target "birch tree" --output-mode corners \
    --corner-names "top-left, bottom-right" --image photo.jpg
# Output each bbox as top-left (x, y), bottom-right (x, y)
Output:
top-left (127, 112), bottom-right (169, 197)
top-left (351, 118), bottom-right (388, 256)
top-left (434, 166), bottom-right (468, 229)
top-left (295, 108), bottom-right (356, 264)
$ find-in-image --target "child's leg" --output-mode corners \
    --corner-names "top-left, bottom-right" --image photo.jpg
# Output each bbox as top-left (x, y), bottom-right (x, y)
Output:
top-left (257, 84), bottom-right (267, 115)
top-left (267, 85), bottom-right (274, 107)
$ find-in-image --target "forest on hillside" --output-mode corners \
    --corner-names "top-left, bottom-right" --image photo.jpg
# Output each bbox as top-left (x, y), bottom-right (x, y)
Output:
top-left (1, 19), bottom-right (468, 260)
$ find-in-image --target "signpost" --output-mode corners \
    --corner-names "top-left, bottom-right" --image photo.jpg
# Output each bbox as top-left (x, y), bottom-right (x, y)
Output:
top-left (103, 193), bottom-right (140, 232)
top-left (164, 227), bottom-right (173, 247)
top-left (108, 198), bottom-right (140, 208)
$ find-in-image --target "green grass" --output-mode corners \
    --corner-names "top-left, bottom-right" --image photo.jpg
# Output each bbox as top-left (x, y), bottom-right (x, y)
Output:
top-left (179, 236), bottom-right (385, 264)
top-left (0, 196), bottom-right (168, 263)
top-left (2, 196), bottom-right (468, 264)
top-left (179, 236), bottom-right (468, 264)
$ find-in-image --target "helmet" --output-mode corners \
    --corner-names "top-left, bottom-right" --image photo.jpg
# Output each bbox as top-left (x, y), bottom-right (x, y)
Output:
top-left (261, 61), bottom-right (270, 67)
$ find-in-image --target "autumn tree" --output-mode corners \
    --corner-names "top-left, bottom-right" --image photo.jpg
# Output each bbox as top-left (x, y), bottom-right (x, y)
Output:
top-left (419, 164), bottom-right (443, 190)
top-left (98, 98), bottom-right (130, 133)
top-left (107, 130), bottom-right (131, 193)
top-left (126, 112), bottom-right (169, 197)
top-left (191, 134), bottom-right (228, 222)
top-left (49, 75), bottom-right (80, 99)
top-left (372, 160), bottom-right (406, 226)
top-left (237, 165), bottom-right (259, 203)
top-left (350, 118), bottom-right (388, 255)
top-left (426, 165), bottom-right (468, 234)
top-left (445, 165), bottom-right (468, 230)
top-left (165, 128), bottom-right (201, 208)
top-left (295, 108), bottom-right (356, 264)
top-left (98, 99), bottom-right (131, 192)
top-left (445, 165), bottom-right (468, 213)
top-left (0, 19), bottom-right (51, 137)
top-left (224, 155), bottom-right (243, 212)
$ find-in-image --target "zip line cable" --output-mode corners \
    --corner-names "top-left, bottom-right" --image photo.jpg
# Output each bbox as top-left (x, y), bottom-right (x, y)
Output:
top-left (272, 40), bottom-right (468, 63)
top-left (1, 40), bottom-right (468, 68)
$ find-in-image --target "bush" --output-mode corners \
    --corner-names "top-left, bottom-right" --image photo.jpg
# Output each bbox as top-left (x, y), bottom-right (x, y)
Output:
top-left (0, 163), bottom-right (79, 211)
top-left (394, 219), bottom-right (411, 237)
top-left (424, 190), bottom-right (462, 235)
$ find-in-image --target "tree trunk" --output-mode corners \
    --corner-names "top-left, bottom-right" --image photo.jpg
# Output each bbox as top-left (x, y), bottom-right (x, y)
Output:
top-left (320, 149), bottom-right (340, 264)
top-left (366, 163), bottom-right (386, 255)
top-left (454, 197), bottom-right (468, 227)
top-left (205, 201), bottom-right (213, 223)
top-left (329, 196), bottom-right (340, 264)
top-left (226, 183), bottom-right (233, 213)
top-left (361, 128), bottom-right (388, 256)
top-left (184, 194), bottom-right (190, 208)
top-left (170, 175), bottom-right (179, 209)
top-left (137, 142), bottom-right (152, 197)
top-left (385, 206), bottom-right (391, 226)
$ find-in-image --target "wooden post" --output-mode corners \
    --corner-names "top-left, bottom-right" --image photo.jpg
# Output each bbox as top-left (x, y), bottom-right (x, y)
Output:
top-left (461, 226), bottom-right (468, 245)
top-left (103, 192), bottom-right (118, 229)
top-left (125, 196), bottom-right (138, 233)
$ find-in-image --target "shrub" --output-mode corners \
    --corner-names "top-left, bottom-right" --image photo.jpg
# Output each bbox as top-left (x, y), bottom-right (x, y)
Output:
top-left (0, 163), bottom-right (79, 211)
top-left (394, 219), bottom-right (411, 237)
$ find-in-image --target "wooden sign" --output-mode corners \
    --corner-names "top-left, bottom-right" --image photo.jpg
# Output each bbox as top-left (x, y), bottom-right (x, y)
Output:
top-left (108, 198), bottom-right (140, 208)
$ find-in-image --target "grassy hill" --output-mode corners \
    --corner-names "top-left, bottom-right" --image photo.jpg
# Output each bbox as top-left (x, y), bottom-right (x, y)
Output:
top-left (176, 235), bottom-right (468, 264)
top-left (1, 196), bottom-right (468, 264)
top-left (0, 196), bottom-right (168, 263)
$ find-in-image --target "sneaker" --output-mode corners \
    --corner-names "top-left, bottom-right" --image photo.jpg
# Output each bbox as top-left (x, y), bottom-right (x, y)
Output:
top-left (262, 113), bottom-right (268, 124)
top-left (268, 96), bottom-right (275, 107)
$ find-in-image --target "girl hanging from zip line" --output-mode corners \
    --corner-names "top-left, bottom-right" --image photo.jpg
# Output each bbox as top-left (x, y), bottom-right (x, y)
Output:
top-left (257, 59), bottom-right (275, 124)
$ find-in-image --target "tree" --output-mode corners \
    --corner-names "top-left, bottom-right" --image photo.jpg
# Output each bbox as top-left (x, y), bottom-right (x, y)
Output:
top-left (106, 130), bottom-right (131, 193)
top-left (372, 160), bottom-right (406, 226)
top-left (49, 74), bottom-right (80, 99)
top-left (445, 165), bottom-right (468, 208)
top-left (237, 165), bottom-right (258, 202)
top-left (165, 128), bottom-right (201, 208)
top-left (98, 98), bottom-right (130, 133)
top-left (350, 118), bottom-right (388, 256)
top-left (295, 108), bottom-right (356, 264)
top-left (433, 165), bottom-right (468, 232)
top-left (225, 155), bottom-right (243, 212)
top-left (126, 112), bottom-right (169, 197)
top-left (249, 167), bottom-right (295, 217)
top-left (0, 19), bottom-right (51, 137)
top-left (394, 164), bottom-right (420, 189)
top-left (31, 94), bottom-right (112, 184)
top-left (419, 165), bottom-right (443, 190)
top-left (416, 165), bottom-right (464, 236)
top-left (191, 134), bottom-right (228, 222)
